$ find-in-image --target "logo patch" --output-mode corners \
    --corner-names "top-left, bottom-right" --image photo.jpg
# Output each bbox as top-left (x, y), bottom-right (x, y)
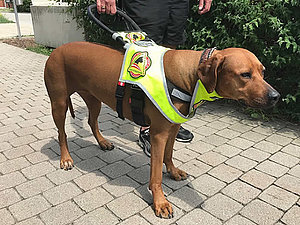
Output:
top-left (127, 51), bottom-right (152, 78)
top-left (125, 32), bottom-right (146, 43)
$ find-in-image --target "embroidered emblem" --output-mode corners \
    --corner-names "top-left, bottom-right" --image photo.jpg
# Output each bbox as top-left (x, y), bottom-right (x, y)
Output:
top-left (127, 51), bottom-right (152, 78)
top-left (125, 32), bottom-right (146, 43)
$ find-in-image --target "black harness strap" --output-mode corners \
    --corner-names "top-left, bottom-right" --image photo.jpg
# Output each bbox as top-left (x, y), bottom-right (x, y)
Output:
top-left (115, 81), bottom-right (126, 120)
top-left (130, 84), bottom-right (148, 126)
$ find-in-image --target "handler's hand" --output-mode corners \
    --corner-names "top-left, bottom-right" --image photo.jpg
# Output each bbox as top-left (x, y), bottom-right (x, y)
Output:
top-left (198, 0), bottom-right (212, 15)
top-left (97, 0), bottom-right (117, 15)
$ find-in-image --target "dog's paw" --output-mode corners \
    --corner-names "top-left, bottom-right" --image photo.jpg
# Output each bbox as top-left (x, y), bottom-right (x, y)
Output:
top-left (60, 158), bottom-right (74, 170)
top-left (154, 200), bottom-right (174, 219)
top-left (169, 168), bottom-right (188, 181)
top-left (99, 140), bottom-right (114, 150)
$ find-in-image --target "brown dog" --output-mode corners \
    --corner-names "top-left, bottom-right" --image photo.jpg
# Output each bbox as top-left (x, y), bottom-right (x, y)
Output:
top-left (44, 42), bottom-right (279, 218)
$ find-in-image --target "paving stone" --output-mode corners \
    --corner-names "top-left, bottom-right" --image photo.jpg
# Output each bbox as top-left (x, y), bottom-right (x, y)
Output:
top-left (25, 149), bottom-right (58, 164)
top-left (208, 163), bottom-right (242, 183)
top-left (213, 144), bottom-right (242, 157)
top-left (107, 193), bottom-right (148, 219)
top-left (76, 156), bottom-right (107, 173)
top-left (289, 165), bottom-right (300, 178)
top-left (119, 215), bottom-right (150, 225)
top-left (228, 123), bottom-right (253, 133)
top-left (127, 164), bottom-right (150, 184)
top-left (202, 134), bottom-right (229, 146)
top-left (277, 127), bottom-right (299, 138)
top-left (43, 182), bottom-right (82, 205)
top-left (222, 180), bottom-right (261, 204)
top-left (241, 169), bottom-right (276, 190)
top-left (74, 207), bottom-right (119, 225)
top-left (3, 145), bottom-right (34, 159)
top-left (0, 153), bottom-right (6, 163)
top-left (215, 128), bottom-right (241, 139)
top-left (179, 159), bottom-right (211, 178)
top-left (0, 157), bottom-right (31, 174)
top-left (193, 126), bottom-right (217, 138)
top-left (0, 171), bottom-right (27, 191)
top-left (40, 200), bottom-right (84, 225)
top-left (206, 120), bottom-right (230, 130)
top-left (227, 137), bottom-right (254, 149)
top-left (168, 186), bottom-right (205, 211)
top-left (123, 152), bottom-right (150, 168)
top-left (100, 148), bottom-right (129, 163)
top-left (75, 145), bottom-right (103, 159)
top-left (275, 174), bottom-right (300, 195)
top-left (186, 140), bottom-right (215, 154)
top-left (15, 217), bottom-right (44, 225)
top-left (252, 125), bottom-right (276, 136)
top-left (224, 215), bottom-right (256, 225)
top-left (189, 174), bottom-right (226, 196)
top-left (140, 204), bottom-right (184, 225)
top-left (46, 167), bottom-right (82, 185)
top-left (0, 188), bottom-right (21, 208)
top-left (197, 151), bottom-right (227, 166)
top-left (21, 161), bottom-right (56, 179)
top-left (103, 175), bottom-right (140, 197)
top-left (14, 126), bottom-right (40, 137)
top-left (292, 137), bottom-right (300, 146)
top-left (256, 160), bottom-right (289, 177)
top-left (253, 141), bottom-right (282, 154)
top-left (259, 185), bottom-right (298, 210)
top-left (176, 208), bottom-right (222, 225)
top-left (9, 195), bottom-right (51, 221)
top-left (281, 144), bottom-right (300, 157)
top-left (74, 187), bottom-right (113, 212)
top-left (240, 131), bottom-right (267, 142)
top-left (0, 208), bottom-right (15, 225)
top-left (270, 152), bottom-right (300, 168)
top-left (202, 193), bottom-right (243, 221)
top-left (226, 155), bottom-right (257, 172)
top-left (9, 134), bottom-right (37, 147)
top-left (101, 160), bottom-right (134, 179)
top-left (266, 134), bottom-right (292, 146)
top-left (74, 170), bottom-right (109, 191)
top-left (240, 199), bottom-right (283, 225)
top-left (0, 141), bottom-right (12, 152)
top-left (241, 147), bottom-right (271, 162)
top-left (173, 148), bottom-right (200, 163)
top-left (281, 205), bottom-right (300, 225)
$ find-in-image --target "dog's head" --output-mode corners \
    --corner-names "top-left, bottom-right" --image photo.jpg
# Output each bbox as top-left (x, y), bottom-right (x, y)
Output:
top-left (197, 48), bottom-right (280, 108)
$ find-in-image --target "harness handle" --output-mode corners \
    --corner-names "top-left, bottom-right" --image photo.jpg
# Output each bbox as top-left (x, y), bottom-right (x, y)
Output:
top-left (87, 4), bottom-right (142, 45)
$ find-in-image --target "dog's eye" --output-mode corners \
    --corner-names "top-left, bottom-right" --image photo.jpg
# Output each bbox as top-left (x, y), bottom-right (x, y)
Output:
top-left (240, 72), bottom-right (252, 79)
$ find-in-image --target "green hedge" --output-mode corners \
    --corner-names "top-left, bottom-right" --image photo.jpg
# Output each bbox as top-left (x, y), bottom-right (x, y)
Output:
top-left (73, 0), bottom-right (300, 121)
top-left (17, 0), bottom-right (32, 13)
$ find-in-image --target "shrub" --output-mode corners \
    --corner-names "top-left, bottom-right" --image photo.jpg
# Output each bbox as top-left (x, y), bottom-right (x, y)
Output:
top-left (184, 0), bottom-right (300, 121)
top-left (17, 0), bottom-right (32, 13)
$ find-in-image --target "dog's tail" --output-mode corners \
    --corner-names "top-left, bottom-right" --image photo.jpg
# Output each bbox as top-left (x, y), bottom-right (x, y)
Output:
top-left (68, 97), bottom-right (75, 119)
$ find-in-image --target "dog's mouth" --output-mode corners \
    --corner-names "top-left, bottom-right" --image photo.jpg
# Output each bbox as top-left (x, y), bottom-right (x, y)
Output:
top-left (240, 96), bottom-right (279, 109)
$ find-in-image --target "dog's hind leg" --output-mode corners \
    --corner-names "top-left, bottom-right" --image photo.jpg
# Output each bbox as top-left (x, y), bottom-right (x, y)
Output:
top-left (78, 92), bottom-right (114, 150)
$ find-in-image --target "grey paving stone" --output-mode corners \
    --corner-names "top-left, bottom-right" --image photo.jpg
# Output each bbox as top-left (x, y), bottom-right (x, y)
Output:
top-left (103, 175), bottom-right (140, 197)
top-left (119, 215), bottom-right (150, 225)
top-left (292, 137), bottom-right (300, 146)
top-left (0, 153), bottom-right (6, 163)
top-left (0, 141), bottom-right (12, 153)
top-left (3, 145), bottom-right (34, 159)
top-left (202, 134), bottom-right (229, 146)
top-left (253, 140), bottom-right (282, 154)
top-left (256, 160), bottom-right (289, 177)
top-left (213, 144), bottom-right (242, 157)
top-left (169, 185), bottom-right (206, 211)
top-left (43, 182), bottom-right (82, 205)
top-left (216, 128), bottom-right (241, 139)
top-left (266, 134), bottom-right (292, 146)
top-left (9, 134), bottom-right (37, 147)
top-left (107, 193), bottom-right (148, 219)
top-left (208, 163), bottom-right (243, 183)
top-left (227, 137), bottom-right (254, 149)
top-left (228, 123), bottom-right (253, 133)
top-left (127, 164), bottom-right (150, 184)
top-left (14, 126), bottom-right (40, 137)
top-left (252, 125), bottom-right (276, 136)
top-left (0, 171), bottom-right (27, 191)
top-left (259, 185), bottom-right (298, 211)
top-left (222, 180), bottom-right (261, 204)
top-left (9, 195), bottom-right (51, 221)
top-left (275, 174), bottom-right (300, 195)
top-left (197, 151), bottom-right (227, 166)
top-left (281, 144), bottom-right (300, 158)
top-left (40, 200), bottom-right (84, 225)
top-left (241, 147), bottom-right (271, 162)
top-left (176, 208), bottom-right (222, 225)
top-left (224, 215), bottom-right (256, 225)
top-left (46, 167), bottom-right (82, 185)
top-left (74, 207), bottom-right (119, 225)
top-left (0, 157), bottom-right (31, 174)
top-left (270, 152), bottom-right (300, 168)
top-left (0, 208), bottom-right (15, 225)
top-left (281, 205), bottom-right (300, 225)
top-left (226, 155), bottom-right (257, 172)
top-left (74, 187), bottom-right (113, 212)
top-left (0, 188), bottom-right (21, 208)
top-left (240, 130), bottom-right (267, 142)
top-left (241, 169), bottom-right (276, 190)
top-left (206, 120), bottom-right (230, 130)
top-left (15, 217), bottom-right (44, 225)
top-left (277, 127), bottom-right (299, 139)
top-left (25, 149), bottom-right (58, 164)
top-left (101, 160), bottom-right (134, 179)
top-left (123, 152), bottom-right (150, 168)
top-left (202, 193), bottom-right (243, 221)
top-left (74, 170), bottom-right (109, 191)
top-left (179, 159), bottom-right (211, 178)
top-left (186, 140), bottom-right (215, 154)
top-left (189, 174), bottom-right (226, 196)
top-left (289, 165), bottom-right (300, 178)
top-left (100, 148), bottom-right (129, 163)
top-left (240, 199), bottom-right (283, 225)
top-left (194, 125), bottom-right (217, 138)
top-left (21, 161), bottom-right (56, 179)
top-left (75, 145), bottom-right (103, 159)
top-left (173, 148), bottom-right (200, 163)
top-left (76, 156), bottom-right (107, 173)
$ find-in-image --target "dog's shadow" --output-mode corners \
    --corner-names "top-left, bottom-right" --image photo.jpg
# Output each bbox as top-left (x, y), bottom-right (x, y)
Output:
top-left (40, 103), bottom-right (203, 213)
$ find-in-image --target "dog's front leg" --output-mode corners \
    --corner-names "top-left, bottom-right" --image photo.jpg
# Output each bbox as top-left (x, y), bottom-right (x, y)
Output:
top-left (164, 124), bottom-right (188, 181)
top-left (149, 127), bottom-right (173, 219)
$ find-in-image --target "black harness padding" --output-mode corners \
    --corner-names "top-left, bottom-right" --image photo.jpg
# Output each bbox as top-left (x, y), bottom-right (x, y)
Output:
top-left (115, 81), bottom-right (126, 120)
top-left (130, 84), bottom-right (148, 126)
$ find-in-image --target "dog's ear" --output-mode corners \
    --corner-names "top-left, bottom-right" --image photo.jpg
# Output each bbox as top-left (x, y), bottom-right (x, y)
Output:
top-left (197, 54), bottom-right (225, 93)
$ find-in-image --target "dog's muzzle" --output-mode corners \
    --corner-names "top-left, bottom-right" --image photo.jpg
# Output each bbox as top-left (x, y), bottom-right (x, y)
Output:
top-left (267, 87), bottom-right (280, 107)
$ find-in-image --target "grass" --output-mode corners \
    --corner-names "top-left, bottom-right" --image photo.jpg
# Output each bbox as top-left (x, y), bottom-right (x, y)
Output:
top-left (26, 45), bottom-right (53, 56)
top-left (0, 13), bottom-right (14, 23)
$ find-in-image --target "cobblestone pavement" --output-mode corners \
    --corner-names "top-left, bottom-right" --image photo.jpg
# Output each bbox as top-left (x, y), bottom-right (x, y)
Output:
top-left (1, 42), bottom-right (300, 225)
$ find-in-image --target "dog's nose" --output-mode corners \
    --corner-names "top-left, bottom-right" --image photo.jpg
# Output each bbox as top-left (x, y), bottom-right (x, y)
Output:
top-left (268, 89), bottom-right (280, 106)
